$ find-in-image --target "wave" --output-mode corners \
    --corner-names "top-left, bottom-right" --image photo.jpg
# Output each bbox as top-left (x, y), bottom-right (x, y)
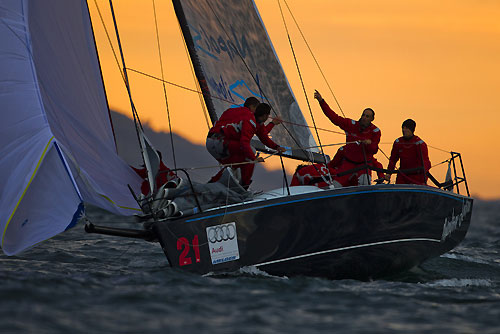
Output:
top-left (441, 253), bottom-right (490, 265)
top-left (203, 265), bottom-right (288, 279)
top-left (424, 278), bottom-right (493, 288)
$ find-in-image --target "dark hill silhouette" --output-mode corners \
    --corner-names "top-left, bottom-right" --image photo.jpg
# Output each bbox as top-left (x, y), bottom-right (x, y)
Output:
top-left (110, 110), bottom-right (290, 192)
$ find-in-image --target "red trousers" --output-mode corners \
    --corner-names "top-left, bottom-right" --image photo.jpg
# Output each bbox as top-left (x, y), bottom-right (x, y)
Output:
top-left (333, 160), bottom-right (372, 187)
top-left (208, 138), bottom-right (255, 187)
top-left (396, 172), bottom-right (427, 185)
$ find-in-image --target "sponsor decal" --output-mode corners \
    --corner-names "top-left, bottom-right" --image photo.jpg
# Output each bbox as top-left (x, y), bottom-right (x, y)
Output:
top-left (441, 200), bottom-right (472, 241)
top-left (206, 222), bottom-right (240, 265)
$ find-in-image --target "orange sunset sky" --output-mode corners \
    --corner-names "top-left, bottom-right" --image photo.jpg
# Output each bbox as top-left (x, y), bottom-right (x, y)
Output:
top-left (88, 0), bottom-right (500, 199)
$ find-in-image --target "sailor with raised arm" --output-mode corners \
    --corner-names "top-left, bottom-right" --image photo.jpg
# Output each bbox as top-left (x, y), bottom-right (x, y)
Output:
top-left (314, 90), bottom-right (381, 186)
top-left (206, 97), bottom-right (285, 189)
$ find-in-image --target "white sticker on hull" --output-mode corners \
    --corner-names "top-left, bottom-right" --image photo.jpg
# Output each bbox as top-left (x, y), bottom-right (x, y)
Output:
top-left (206, 222), bottom-right (240, 265)
top-left (441, 200), bottom-right (472, 241)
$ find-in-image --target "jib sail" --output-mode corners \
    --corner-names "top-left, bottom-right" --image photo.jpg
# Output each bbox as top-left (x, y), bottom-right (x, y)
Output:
top-left (0, 0), bottom-right (141, 255)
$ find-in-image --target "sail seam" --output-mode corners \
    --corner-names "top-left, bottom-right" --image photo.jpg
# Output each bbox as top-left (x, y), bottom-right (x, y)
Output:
top-left (98, 194), bottom-right (142, 212)
top-left (20, 0), bottom-right (49, 126)
top-left (53, 142), bottom-right (83, 201)
top-left (2, 137), bottom-right (55, 245)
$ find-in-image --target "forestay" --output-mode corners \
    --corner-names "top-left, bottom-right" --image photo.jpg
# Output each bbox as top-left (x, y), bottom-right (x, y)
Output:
top-left (172, 0), bottom-right (319, 158)
top-left (0, 0), bottom-right (141, 255)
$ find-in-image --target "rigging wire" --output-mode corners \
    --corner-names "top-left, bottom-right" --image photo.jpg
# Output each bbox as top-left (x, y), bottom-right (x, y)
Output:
top-left (176, 19), bottom-right (212, 131)
top-left (92, 0), bottom-right (127, 85)
top-left (108, 0), bottom-right (155, 197)
top-left (107, 0), bottom-right (142, 129)
top-left (167, 141), bottom-right (354, 172)
top-left (152, 0), bottom-right (177, 169)
top-left (176, 153), bottom-right (275, 171)
top-left (282, 0), bottom-right (345, 117)
top-left (155, 157), bottom-right (452, 196)
top-left (91, 0), bottom-right (132, 154)
top-left (202, 0), bottom-right (318, 153)
top-left (94, 1), bottom-right (453, 186)
top-left (280, 1), bottom-right (455, 164)
top-left (305, 141), bottom-right (357, 150)
top-left (427, 144), bottom-right (451, 154)
top-left (124, 67), bottom-right (344, 135)
top-left (378, 142), bottom-right (451, 154)
top-left (277, 0), bottom-right (332, 184)
top-left (96, 0), bottom-right (341, 148)
top-left (430, 158), bottom-right (451, 169)
top-left (378, 146), bottom-right (391, 161)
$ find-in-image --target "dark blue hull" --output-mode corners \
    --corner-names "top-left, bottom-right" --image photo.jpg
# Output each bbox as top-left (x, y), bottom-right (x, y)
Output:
top-left (153, 184), bottom-right (473, 280)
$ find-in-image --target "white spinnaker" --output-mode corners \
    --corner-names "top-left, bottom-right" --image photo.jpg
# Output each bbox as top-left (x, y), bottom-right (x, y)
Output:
top-left (0, 0), bottom-right (141, 255)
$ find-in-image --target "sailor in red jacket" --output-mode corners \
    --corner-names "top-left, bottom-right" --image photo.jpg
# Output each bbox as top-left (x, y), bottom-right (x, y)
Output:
top-left (206, 97), bottom-right (285, 188)
top-left (290, 145), bottom-right (386, 188)
top-left (290, 163), bottom-right (332, 188)
top-left (385, 119), bottom-right (431, 185)
top-left (314, 90), bottom-right (381, 187)
top-left (328, 146), bottom-right (386, 183)
top-left (131, 151), bottom-right (178, 195)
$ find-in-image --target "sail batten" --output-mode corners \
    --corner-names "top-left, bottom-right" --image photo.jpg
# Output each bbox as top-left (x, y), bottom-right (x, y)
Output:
top-left (172, 0), bottom-right (321, 160)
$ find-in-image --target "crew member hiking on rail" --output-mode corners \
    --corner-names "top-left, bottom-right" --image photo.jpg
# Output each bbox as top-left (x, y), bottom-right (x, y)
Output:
top-left (131, 151), bottom-right (178, 195)
top-left (314, 90), bottom-right (381, 186)
top-left (206, 97), bottom-right (285, 189)
top-left (385, 119), bottom-right (431, 185)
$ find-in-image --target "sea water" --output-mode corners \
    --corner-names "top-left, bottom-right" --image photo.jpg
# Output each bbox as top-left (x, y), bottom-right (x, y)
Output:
top-left (1, 200), bottom-right (499, 333)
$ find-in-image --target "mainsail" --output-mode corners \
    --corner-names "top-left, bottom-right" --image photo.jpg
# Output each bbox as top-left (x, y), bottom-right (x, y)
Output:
top-left (172, 0), bottom-right (321, 160)
top-left (0, 0), bottom-right (141, 255)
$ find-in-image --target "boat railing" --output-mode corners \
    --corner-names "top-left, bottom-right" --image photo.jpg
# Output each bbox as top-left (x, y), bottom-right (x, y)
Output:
top-left (128, 168), bottom-right (204, 218)
top-left (129, 152), bottom-right (470, 219)
top-left (448, 151), bottom-right (470, 196)
top-left (338, 151), bottom-right (470, 196)
top-left (167, 168), bottom-right (203, 213)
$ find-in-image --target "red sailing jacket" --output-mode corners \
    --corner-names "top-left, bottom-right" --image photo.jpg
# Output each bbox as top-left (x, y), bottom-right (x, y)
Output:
top-left (209, 106), bottom-right (279, 160)
top-left (131, 161), bottom-right (177, 195)
top-left (328, 146), bottom-right (345, 169)
top-left (387, 135), bottom-right (431, 174)
top-left (329, 145), bottom-right (385, 179)
top-left (319, 100), bottom-right (381, 163)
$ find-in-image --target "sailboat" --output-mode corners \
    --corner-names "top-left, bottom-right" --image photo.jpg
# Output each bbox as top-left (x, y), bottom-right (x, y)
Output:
top-left (0, 0), bottom-right (473, 280)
